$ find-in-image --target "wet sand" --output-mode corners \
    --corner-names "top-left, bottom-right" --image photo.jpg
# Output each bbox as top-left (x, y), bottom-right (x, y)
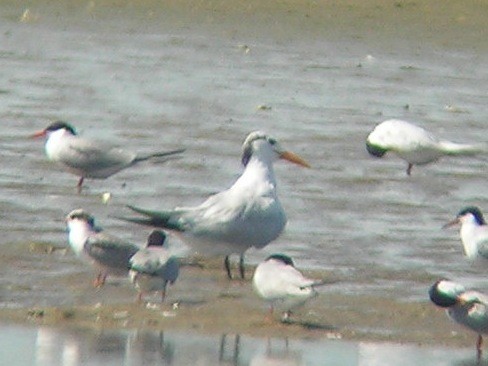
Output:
top-left (0, 243), bottom-right (475, 348)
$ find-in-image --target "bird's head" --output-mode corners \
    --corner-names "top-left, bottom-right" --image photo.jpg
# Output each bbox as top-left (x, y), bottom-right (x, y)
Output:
top-left (31, 121), bottom-right (77, 138)
top-left (365, 122), bottom-right (392, 158)
top-left (429, 279), bottom-right (466, 308)
top-left (266, 253), bottom-right (295, 267)
top-left (65, 209), bottom-right (96, 230)
top-left (443, 206), bottom-right (486, 229)
top-left (147, 230), bottom-right (167, 247)
top-left (241, 131), bottom-right (310, 168)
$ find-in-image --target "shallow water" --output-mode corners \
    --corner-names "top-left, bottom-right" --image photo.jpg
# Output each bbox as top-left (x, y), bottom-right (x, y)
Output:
top-left (1, 324), bottom-right (486, 366)
top-left (0, 0), bottom-right (488, 315)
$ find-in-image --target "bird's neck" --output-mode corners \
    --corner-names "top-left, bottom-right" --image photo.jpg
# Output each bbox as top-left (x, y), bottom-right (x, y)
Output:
top-left (68, 222), bottom-right (94, 255)
top-left (45, 129), bottom-right (73, 157)
top-left (461, 222), bottom-right (484, 258)
top-left (237, 157), bottom-right (277, 193)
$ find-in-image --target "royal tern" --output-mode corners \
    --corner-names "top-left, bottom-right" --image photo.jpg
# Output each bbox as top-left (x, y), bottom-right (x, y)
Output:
top-left (443, 206), bottom-right (488, 262)
top-left (129, 230), bottom-right (179, 303)
top-left (117, 131), bottom-right (310, 279)
top-left (366, 119), bottom-right (484, 175)
top-left (429, 279), bottom-right (488, 359)
top-left (252, 254), bottom-right (324, 321)
top-left (32, 121), bottom-right (185, 192)
top-left (66, 209), bottom-right (139, 287)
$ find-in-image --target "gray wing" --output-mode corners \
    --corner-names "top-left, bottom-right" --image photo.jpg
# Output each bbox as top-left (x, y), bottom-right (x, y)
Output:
top-left (130, 248), bottom-right (179, 283)
top-left (57, 137), bottom-right (136, 171)
top-left (85, 233), bottom-right (139, 270)
top-left (477, 239), bottom-right (488, 260)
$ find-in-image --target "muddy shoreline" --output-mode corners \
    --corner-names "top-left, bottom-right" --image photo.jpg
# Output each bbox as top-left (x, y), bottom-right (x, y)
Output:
top-left (0, 253), bottom-right (475, 348)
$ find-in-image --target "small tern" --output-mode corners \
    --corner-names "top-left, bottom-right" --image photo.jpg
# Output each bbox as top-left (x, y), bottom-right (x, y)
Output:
top-left (32, 121), bottom-right (185, 192)
top-left (129, 230), bottom-right (179, 303)
top-left (117, 131), bottom-right (310, 280)
top-left (443, 206), bottom-right (488, 262)
top-left (429, 279), bottom-right (488, 359)
top-left (366, 119), bottom-right (484, 175)
top-left (66, 209), bottom-right (139, 287)
top-left (252, 254), bottom-right (324, 321)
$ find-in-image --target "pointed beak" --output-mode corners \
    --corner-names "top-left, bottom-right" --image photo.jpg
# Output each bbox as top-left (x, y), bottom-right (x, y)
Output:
top-left (280, 151), bottom-right (311, 168)
top-left (442, 217), bottom-right (460, 229)
top-left (31, 129), bottom-right (47, 139)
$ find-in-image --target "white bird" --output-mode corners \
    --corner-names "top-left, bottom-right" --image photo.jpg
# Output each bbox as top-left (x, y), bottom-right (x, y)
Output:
top-left (429, 279), bottom-right (488, 359)
top-left (129, 230), bottom-right (179, 303)
top-left (117, 131), bottom-right (310, 280)
top-left (65, 209), bottom-right (139, 287)
top-left (252, 254), bottom-right (324, 321)
top-left (32, 121), bottom-right (185, 192)
top-left (366, 119), bottom-right (484, 175)
top-left (443, 206), bottom-right (488, 262)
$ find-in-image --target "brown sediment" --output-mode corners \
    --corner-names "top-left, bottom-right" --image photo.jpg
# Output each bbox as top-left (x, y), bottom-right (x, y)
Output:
top-left (0, 255), bottom-right (475, 348)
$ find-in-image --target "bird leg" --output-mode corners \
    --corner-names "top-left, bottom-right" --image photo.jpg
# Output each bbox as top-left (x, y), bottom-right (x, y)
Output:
top-left (477, 334), bottom-right (483, 360)
top-left (93, 272), bottom-right (106, 288)
top-left (77, 177), bottom-right (84, 193)
top-left (239, 254), bottom-right (245, 280)
top-left (136, 292), bottom-right (144, 304)
top-left (406, 163), bottom-right (413, 176)
top-left (161, 282), bottom-right (167, 303)
top-left (224, 255), bottom-right (232, 279)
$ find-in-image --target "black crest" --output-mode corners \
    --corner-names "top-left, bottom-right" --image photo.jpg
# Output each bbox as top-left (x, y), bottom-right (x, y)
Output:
top-left (457, 206), bottom-right (486, 225)
top-left (45, 121), bottom-right (77, 135)
top-left (266, 253), bottom-right (294, 267)
top-left (147, 230), bottom-right (167, 247)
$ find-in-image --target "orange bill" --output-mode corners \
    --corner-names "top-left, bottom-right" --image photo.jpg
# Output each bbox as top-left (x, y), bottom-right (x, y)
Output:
top-left (280, 151), bottom-right (311, 168)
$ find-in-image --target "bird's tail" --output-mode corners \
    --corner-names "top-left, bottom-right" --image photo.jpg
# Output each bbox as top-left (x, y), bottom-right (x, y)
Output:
top-left (438, 141), bottom-right (487, 156)
top-left (300, 278), bottom-right (336, 290)
top-left (133, 148), bottom-right (186, 164)
top-left (115, 205), bottom-right (183, 232)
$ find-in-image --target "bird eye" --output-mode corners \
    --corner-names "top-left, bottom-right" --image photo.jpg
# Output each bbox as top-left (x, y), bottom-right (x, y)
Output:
top-left (268, 138), bottom-right (277, 145)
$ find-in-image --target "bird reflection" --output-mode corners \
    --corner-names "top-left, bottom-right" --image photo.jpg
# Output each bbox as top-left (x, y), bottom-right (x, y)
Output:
top-left (125, 330), bottom-right (174, 364)
top-left (219, 333), bottom-right (241, 365)
top-left (249, 337), bottom-right (303, 366)
top-left (35, 327), bottom-right (174, 366)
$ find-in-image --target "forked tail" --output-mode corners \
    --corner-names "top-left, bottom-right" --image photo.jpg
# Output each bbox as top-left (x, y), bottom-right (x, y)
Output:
top-left (115, 205), bottom-right (184, 232)
top-left (134, 148), bottom-right (186, 163)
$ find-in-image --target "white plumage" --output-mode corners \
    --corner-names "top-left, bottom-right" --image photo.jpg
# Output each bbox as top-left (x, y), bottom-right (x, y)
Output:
top-left (66, 209), bottom-right (139, 287)
top-left (33, 121), bottom-right (184, 192)
top-left (252, 254), bottom-right (323, 320)
top-left (443, 206), bottom-right (488, 261)
top-left (430, 279), bottom-right (488, 359)
top-left (366, 119), bottom-right (484, 175)
top-left (129, 230), bottom-right (179, 303)
top-left (119, 131), bottom-right (310, 279)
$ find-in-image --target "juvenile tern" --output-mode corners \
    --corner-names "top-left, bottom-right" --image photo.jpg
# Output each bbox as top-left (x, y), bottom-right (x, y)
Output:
top-left (32, 121), bottom-right (185, 192)
top-left (443, 206), bottom-right (488, 262)
top-left (429, 279), bottom-right (488, 359)
top-left (366, 119), bottom-right (484, 175)
top-left (66, 209), bottom-right (139, 287)
top-left (252, 254), bottom-right (324, 321)
top-left (129, 230), bottom-right (179, 303)
top-left (117, 131), bottom-right (310, 279)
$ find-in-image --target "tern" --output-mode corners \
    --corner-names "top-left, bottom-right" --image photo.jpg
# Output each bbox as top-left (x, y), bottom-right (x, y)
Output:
top-left (252, 254), bottom-right (324, 321)
top-left (366, 119), bottom-right (484, 175)
top-left (32, 121), bottom-right (185, 192)
top-left (129, 230), bottom-right (179, 303)
top-left (443, 206), bottom-right (488, 262)
top-left (117, 131), bottom-right (310, 280)
top-left (66, 209), bottom-right (139, 287)
top-left (429, 279), bottom-right (488, 359)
